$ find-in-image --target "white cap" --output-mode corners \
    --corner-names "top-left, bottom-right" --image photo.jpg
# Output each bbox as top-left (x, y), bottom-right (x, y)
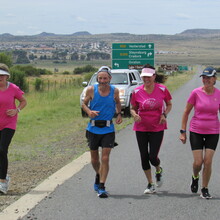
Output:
top-left (0, 69), bottom-right (10, 76)
top-left (97, 66), bottom-right (111, 75)
top-left (140, 68), bottom-right (155, 77)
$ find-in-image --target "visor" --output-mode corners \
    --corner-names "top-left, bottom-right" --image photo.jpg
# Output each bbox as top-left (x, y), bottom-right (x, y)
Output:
top-left (140, 68), bottom-right (155, 77)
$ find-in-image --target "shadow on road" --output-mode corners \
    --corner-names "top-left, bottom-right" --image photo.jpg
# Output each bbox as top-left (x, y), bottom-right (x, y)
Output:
top-left (109, 191), bottom-right (220, 200)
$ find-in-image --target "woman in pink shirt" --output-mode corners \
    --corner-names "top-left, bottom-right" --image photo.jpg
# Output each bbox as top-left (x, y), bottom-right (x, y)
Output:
top-left (131, 65), bottom-right (172, 194)
top-left (180, 67), bottom-right (220, 199)
top-left (0, 63), bottom-right (27, 194)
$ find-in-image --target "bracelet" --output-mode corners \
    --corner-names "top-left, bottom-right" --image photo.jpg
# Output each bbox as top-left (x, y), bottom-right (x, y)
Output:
top-left (116, 112), bottom-right (122, 116)
top-left (17, 107), bottom-right (21, 112)
top-left (162, 113), bottom-right (167, 118)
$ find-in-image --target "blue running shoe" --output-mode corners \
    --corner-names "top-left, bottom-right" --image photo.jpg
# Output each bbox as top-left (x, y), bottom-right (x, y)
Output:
top-left (94, 183), bottom-right (99, 192)
top-left (97, 187), bottom-right (108, 198)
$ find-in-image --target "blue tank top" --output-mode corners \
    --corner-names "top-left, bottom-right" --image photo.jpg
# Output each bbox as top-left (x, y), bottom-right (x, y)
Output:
top-left (87, 84), bottom-right (116, 134)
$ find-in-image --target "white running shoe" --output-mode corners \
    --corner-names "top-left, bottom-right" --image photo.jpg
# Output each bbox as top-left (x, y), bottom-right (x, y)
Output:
top-left (0, 182), bottom-right (8, 194)
top-left (0, 175), bottom-right (10, 194)
top-left (144, 183), bottom-right (156, 194)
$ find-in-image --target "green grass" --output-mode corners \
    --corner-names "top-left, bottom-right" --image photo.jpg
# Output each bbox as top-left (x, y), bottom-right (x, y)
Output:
top-left (10, 85), bottom-right (87, 161)
top-left (164, 70), bottom-right (195, 93)
top-left (17, 92), bottom-right (78, 140)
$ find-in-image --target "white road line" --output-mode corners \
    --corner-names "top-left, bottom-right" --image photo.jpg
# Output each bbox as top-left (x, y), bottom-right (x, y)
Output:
top-left (0, 151), bottom-right (90, 220)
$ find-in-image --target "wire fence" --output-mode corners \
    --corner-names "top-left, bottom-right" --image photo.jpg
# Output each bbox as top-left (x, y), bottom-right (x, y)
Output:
top-left (27, 77), bottom-right (83, 92)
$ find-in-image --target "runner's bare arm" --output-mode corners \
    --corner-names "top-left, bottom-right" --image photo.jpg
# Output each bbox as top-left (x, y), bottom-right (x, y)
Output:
top-left (114, 88), bottom-right (122, 124)
top-left (82, 86), bottom-right (100, 118)
top-left (179, 102), bottom-right (193, 144)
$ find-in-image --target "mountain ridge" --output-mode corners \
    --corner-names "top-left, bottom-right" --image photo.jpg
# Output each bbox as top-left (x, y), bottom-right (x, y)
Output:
top-left (178, 28), bottom-right (220, 36)
top-left (1, 29), bottom-right (220, 37)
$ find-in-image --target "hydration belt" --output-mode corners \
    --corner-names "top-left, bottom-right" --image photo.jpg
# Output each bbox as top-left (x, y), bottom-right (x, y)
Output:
top-left (90, 120), bottom-right (113, 128)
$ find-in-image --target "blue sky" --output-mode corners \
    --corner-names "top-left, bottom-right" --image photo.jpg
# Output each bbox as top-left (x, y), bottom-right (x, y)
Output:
top-left (1, 0), bottom-right (220, 35)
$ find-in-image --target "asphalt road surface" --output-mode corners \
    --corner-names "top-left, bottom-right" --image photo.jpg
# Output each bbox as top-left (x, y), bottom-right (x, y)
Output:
top-left (19, 68), bottom-right (220, 220)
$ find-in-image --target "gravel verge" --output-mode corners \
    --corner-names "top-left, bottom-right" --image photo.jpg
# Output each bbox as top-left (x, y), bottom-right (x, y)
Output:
top-left (0, 130), bottom-right (88, 212)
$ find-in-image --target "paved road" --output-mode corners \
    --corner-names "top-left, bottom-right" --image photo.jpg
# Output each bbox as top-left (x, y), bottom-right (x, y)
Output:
top-left (9, 69), bottom-right (220, 219)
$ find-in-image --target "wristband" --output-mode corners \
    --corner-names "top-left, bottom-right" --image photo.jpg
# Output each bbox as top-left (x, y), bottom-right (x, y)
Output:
top-left (17, 107), bottom-right (21, 112)
top-left (162, 113), bottom-right (167, 118)
top-left (180, 129), bottom-right (186, 134)
top-left (116, 112), bottom-right (122, 116)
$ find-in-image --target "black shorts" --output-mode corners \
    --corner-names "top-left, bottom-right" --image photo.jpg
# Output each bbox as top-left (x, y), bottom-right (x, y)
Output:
top-left (190, 131), bottom-right (219, 151)
top-left (86, 131), bottom-right (115, 150)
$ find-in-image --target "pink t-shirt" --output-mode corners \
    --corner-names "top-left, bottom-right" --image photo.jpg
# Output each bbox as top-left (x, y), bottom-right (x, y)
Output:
top-left (0, 83), bottom-right (24, 130)
top-left (131, 83), bottom-right (172, 132)
top-left (188, 87), bottom-right (220, 134)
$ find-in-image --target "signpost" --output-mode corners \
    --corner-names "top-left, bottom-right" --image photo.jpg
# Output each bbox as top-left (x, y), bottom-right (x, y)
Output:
top-left (112, 43), bottom-right (154, 69)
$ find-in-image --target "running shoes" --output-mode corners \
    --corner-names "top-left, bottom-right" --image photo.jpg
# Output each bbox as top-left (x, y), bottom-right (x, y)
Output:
top-left (200, 188), bottom-right (212, 199)
top-left (94, 183), bottom-right (99, 192)
top-left (94, 174), bottom-right (99, 192)
top-left (0, 175), bottom-right (10, 194)
top-left (0, 182), bottom-right (8, 194)
top-left (97, 187), bottom-right (108, 198)
top-left (191, 176), bottom-right (199, 193)
top-left (155, 167), bottom-right (163, 187)
top-left (144, 183), bottom-right (156, 194)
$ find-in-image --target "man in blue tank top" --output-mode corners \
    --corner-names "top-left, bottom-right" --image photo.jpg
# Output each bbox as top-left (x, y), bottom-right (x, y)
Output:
top-left (82, 66), bottom-right (122, 198)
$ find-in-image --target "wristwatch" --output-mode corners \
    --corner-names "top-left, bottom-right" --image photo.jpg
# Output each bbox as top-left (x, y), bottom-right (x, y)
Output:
top-left (180, 129), bottom-right (186, 134)
top-left (162, 112), bottom-right (167, 118)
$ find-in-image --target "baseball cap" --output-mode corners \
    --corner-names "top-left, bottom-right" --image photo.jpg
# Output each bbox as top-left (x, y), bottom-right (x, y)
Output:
top-left (200, 67), bottom-right (216, 77)
top-left (0, 69), bottom-right (10, 76)
top-left (97, 66), bottom-right (111, 75)
top-left (140, 68), bottom-right (156, 77)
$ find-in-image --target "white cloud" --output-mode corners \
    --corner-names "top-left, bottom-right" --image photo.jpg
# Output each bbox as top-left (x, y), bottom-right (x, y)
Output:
top-left (176, 13), bottom-right (191, 20)
top-left (6, 13), bottom-right (16, 17)
top-left (76, 16), bottom-right (87, 22)
top-left (27, 26), bottom-right (39, 30)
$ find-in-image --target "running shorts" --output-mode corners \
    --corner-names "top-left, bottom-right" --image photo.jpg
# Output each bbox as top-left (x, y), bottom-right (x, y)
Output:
top-left (86, 130), bottom-right (115, 150)
top-left (190, 131), bottom-right (219, 151)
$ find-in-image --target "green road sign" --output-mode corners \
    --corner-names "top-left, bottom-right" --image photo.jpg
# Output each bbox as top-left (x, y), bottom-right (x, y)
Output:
top-left (112, 43), bottom-right (154, 69)
top-left (112, 59), bottom-right (155, 69)
top-left (112, 43), bottom-right (154, 50)
top-left (178, 65), bottom-right (188, 71)
top-left (112, 49), bottom-right (154, 59)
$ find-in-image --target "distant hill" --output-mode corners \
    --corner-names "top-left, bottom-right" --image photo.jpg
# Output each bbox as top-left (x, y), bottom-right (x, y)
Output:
top-left (1, 28), bottom-right (220, 49)
top-left (71, 31), bottom-right (91, 36)
top-left (33, 31), bottom-right (91, 37)
top-left (0, 31), bottom-right (92, 38)
top-left (179, 28), bottom-right (220, 36)
top-left (1, 33), bottom-right (14, 37)
top-left (1, 29), bottom-right (220, 38)
top-left (36, 32), bottom-right (56, 37)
